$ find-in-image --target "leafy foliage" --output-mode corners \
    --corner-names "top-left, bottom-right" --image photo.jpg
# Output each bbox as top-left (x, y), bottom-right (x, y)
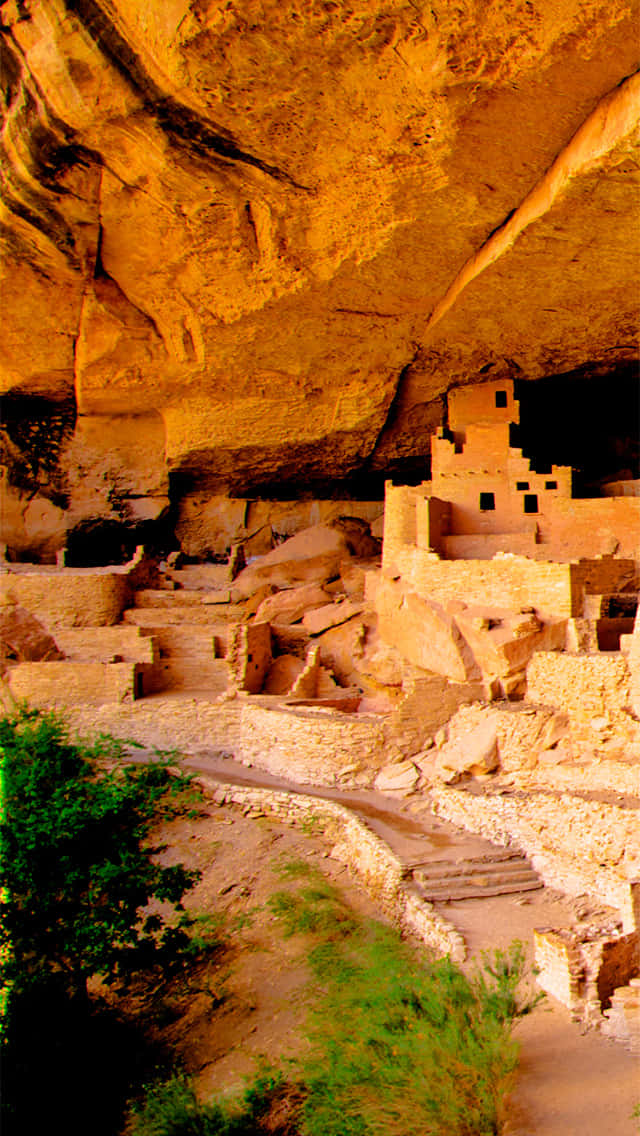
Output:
top-left (0, 708), bottom-right (201, 1001)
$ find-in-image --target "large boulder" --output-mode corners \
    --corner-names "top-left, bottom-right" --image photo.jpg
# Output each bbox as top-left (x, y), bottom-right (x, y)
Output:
top-left (0, 604), bottom-right (64, 669)
top-left (254, 583), bottom-right (332, 625)
top-left (231, 525), bottom-right (350, 599)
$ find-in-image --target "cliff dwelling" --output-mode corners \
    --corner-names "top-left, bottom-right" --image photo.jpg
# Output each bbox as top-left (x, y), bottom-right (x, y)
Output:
top-left (1, 0), bottom-right (639, 1130)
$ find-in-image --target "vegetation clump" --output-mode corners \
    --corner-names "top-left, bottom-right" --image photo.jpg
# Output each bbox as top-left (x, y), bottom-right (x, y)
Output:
top-left (0, 708), bottom-right (203, 1135)
top-left (132, 862), bottom-right (540, 1136)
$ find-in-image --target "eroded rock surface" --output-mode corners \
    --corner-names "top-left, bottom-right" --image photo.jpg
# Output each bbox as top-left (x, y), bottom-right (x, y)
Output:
top-left (1, 1), bottom-right (639, 557)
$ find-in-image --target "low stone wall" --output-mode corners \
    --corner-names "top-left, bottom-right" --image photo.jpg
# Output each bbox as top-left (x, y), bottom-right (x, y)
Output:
top-left (0, 570), bottom-right (131, 629)
top-left (237, 700), bottom-right (387, 783)
top-left (8, 661), bottom-right (139, 706)
top-left (195, 774), bottom-right (466, 962)
top-left (430, 785), bottom-right (640, 930)
top-left (54, 626), bottom-right (157, 663)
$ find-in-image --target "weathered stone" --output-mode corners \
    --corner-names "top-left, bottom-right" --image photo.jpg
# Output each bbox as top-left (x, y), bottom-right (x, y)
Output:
top-left (0, 604), bottom-right (64, 667)
top-left (374, 760), bottom-right (420, 794)
top-left (255, 583), bottom-right (331, 625)
top-left (432, 718), bottom-right (500, 784)
top-left (1, 1), bottom-right (638, 555)
top-left (302, 599), bottom-right (364, 636)
top-left (231, 526), bottom-right (349, 599)
top-left (263, 654), bottom-right (305, 696)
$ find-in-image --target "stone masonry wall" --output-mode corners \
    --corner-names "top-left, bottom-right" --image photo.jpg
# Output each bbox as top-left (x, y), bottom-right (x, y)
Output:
top-left (0, 570), bottom-right (131, 629)
top-left (430, 785), bottom-right (640, 930)
top-left (381, 543), bottom-right (575, 616)
top-left (8, 661), bottom-right (138, 706)
top-left (195, 774), bottom-right (466, 962)
top-left (236, 700), bottom-right (388, 783)
top-left (526, 652), bottom-right (632, 727)
top-left (54, 626), bottom-right (157, 663)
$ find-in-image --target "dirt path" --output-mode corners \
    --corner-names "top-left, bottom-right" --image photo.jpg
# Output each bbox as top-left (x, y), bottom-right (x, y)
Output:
top-left (166, 750), bottom-right (639, 1136)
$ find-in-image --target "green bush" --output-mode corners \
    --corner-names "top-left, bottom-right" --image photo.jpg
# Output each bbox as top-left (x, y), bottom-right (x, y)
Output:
top-left (0, 707), bottom-right (200, 1003)
top-left (268, 875), bottom-right (539, 1136)
top-left (129, 1071), bottom-right (292, 1136)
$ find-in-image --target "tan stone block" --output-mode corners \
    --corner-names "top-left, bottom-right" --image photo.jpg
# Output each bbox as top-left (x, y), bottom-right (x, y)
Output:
top-left (302, 599), bottom-right (364, 635)
top-left (434, 717), bottom-right (499, 783)
top-left (255, 583), bottom-right (331, 625)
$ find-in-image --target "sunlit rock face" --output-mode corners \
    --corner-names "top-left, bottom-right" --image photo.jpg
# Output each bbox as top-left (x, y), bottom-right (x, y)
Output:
top-left (1, 0), bottom-right (638, 557)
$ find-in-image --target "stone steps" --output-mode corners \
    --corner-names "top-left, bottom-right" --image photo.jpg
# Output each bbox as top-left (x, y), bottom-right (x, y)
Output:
top-left (134, 589), bottom-right (231, 608)
top-left (407, 850), bottom-right (526, 878)
top-left (410, 851), bottom-right (542, 901)
top-left (416, 878), bottom-right (543, 902)
top-left (124, 607), bottom-right (231, 629)
top-left (414, 865), bottom-right (539, 889)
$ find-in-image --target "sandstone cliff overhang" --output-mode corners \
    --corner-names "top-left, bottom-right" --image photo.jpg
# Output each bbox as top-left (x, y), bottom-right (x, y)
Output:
top-left (1, 1), bottom-right (638, 555)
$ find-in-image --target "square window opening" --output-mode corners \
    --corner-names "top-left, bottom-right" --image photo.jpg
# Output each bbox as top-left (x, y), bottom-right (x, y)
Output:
top-left (524, 494), bottom-right (538, 514)
top-left (516, 481), bottom-right (529, 491)
top-left (479, 492), bottom-right (495, 511)
top-left (495, 390), bottom-right (507, 408)
top-left (545, 480), bottom-right (558, 490)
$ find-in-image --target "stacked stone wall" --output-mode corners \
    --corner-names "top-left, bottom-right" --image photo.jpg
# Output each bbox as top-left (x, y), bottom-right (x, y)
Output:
top-left (430, 786), bottom-right (640, 929)
top-left (195, 774), bottom-right (466, 961)
top-left (526, 652), bottom-right (632, 726)
top-left (8, 661), bottom-right (138, 706)
top-left (0, 570), bottom-right (130, 629)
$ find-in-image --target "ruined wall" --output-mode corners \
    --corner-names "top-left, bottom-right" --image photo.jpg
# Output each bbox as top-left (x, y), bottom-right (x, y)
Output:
top-left (227, 622), bottom-right (272, 694)
top-left (7, 660), bottom-right (139, 706)
top-left (54, 625), bottom-right (157, 663)
top-left (0, 570), bottom-right (130, 629)
top-left (431, 785), bottom-right (640, 928)
top-left (527, 651), bottom-right (632, 727)
top-left (379, 543), bottom-right (576, 616)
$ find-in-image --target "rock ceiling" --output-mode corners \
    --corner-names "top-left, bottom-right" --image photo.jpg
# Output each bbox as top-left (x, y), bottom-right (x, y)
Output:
top-left (0, 0), bottom-right (639, 551)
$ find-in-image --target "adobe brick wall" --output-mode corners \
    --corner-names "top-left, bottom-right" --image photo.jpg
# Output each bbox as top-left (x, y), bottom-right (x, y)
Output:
top-left (0, 570), bottom-right (130, 629)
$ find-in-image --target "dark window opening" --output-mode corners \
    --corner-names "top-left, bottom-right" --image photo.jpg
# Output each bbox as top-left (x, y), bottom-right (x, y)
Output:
top-left (524, 494), bottom-right (538, 514)
top-left (135, 672), bottom-right (144, 699)
top-left (545, 480), bottom-right (558, 490)
top-left (516, 481), bottom-right (529, 491)
top-left (247, 653), bottom-right (253, 662)
top-left (495, 390), bottom-right (508, 408)
top-left (479, 492), bottom-right (495, 511)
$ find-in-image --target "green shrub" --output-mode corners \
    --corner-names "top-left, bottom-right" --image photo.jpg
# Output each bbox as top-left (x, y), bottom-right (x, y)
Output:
top-left (267, 875), bottom-right (540, 1136)
top-left (0, 707), bottom-right (201, 1004)
top-left (129, 1071), bottom-right (295, 1136)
